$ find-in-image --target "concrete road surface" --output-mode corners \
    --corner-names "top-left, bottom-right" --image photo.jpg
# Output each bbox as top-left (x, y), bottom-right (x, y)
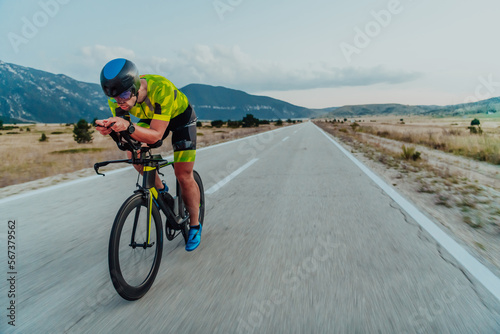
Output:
top-left (1, 122), bottom-right (500, 333)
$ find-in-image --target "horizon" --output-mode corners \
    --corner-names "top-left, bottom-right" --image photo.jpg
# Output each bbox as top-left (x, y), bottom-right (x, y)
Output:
top-left (2, 58), bottom-right (497, 111)
top-left (1, 0), bottom-right (499, 109)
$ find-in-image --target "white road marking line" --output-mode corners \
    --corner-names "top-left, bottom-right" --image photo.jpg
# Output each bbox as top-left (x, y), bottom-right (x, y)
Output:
top-left (205, 158), bottom-right (259, 195)
top-left (282, 136), bottom-right (289, 142)
top-left (314, 123), bottom-right (500, 303)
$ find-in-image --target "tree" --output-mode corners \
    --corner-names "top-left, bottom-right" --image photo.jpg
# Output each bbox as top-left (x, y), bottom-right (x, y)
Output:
top-left (73, 119), bottom-right (94, 143)
top-left (276, 119), bottom-right (283, 126)
top-left (227, 120), bottom-right (241, 128)
top-left (468, 118), bottom-right (482, 134)
top-left (242, 114), bottom-right (259, 127)
top-left (211, 120), bottom-right (224, 128)
top-left (39, 133), bottom-right (48, 142)
top-left (0, 119), bottom-right (3, 129)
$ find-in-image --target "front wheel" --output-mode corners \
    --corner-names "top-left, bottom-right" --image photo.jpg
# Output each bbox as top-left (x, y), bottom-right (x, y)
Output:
top-left (108, 193), bottom-right (163, 301)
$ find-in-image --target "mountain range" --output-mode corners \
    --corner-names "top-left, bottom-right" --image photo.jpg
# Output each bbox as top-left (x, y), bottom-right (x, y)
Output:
top-left (321, 99), bottom-right (500, 118)
top-left (0, 60), bottom-right (497, 124)
top-left (0, 61), bottom-right (316, 123)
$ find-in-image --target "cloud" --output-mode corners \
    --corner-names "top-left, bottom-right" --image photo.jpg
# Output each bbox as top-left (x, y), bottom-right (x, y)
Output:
top-left (67, 44), bottom-right (422, 91)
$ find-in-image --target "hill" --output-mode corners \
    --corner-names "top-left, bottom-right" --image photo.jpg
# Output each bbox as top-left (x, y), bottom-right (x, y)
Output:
top-left (320, 99), bottom-right (500, 118)
top-left (0, 60), bottom-right (108, 123)
top-left (180, 84), bottom-right (315, 120)
top-left (0, 61), bottom-right (315, 123)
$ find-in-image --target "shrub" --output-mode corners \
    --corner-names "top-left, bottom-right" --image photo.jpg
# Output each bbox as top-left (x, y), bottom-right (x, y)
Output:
top-left (401, 145), bottom-right (421, 161)
top-left (468, 126), bottom-right (483, 135)
top-left (276, 119), bottom-right (283, 126)
top-left (73, 119), bottom-right (94, 143)
top-left (227, 120), bottom-right (241, 128)
top-left (471, 118), bottom-right (480, 126)
top-left (242, 114), bottom-right (259, 127)
top-left (211, 120), bottom-right (224, 128)
top-left (39, 133), bottom-right (48, 142)
top-left (196, 121), bottom-right (202, 127)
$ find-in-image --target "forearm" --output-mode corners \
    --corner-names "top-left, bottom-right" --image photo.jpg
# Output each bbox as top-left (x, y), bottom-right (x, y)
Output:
top-left (130, 124), bottom-right (164, 144)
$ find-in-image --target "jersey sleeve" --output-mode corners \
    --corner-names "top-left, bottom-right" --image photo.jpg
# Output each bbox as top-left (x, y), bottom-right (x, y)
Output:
top-left (151, 80), bottom-right (175, 122)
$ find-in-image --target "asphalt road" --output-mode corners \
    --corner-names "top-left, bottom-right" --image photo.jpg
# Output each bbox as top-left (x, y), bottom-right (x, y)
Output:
top-left (1, 122), bottom-right (500, 333)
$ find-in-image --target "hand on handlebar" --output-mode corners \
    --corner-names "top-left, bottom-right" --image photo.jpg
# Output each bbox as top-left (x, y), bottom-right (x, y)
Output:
top-left (95, 119), bottom-right (114, 135)
top-left (96, 117), bottom-right (130, 134)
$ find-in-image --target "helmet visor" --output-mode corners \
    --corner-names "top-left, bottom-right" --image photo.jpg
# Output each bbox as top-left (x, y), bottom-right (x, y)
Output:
top-left (111, 89), bottom-right (134, 104)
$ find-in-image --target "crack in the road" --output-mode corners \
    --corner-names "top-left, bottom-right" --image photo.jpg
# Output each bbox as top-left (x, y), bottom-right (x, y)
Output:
top-left (388, 197), bottom-right (500, 321)
top-left (436, 245), bottom-right (493, 311)
top-left (64, 315), bottom-right (86, 333)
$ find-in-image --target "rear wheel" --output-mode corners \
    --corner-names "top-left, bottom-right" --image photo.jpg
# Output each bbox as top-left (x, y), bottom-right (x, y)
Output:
top-left (108, 193), bottom-right (163, 301)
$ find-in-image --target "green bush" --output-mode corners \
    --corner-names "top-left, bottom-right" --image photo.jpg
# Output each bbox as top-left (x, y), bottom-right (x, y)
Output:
top-left (211, 120), bottom-right (224, 128)
top-left (242, 114), bottom-right (259, 128)
top-left (401, 145), bottom-right (421, 161)
top-left (39, 133), bottom-right (48, 142)
top-left (468, 126), bottom-right (483, 135)
top-left (227, 120), bottom-right (241, 128)
top-left (73, 119), bottom-right (94, 143)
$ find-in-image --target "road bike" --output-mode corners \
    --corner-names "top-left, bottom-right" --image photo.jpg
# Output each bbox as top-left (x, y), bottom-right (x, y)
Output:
top-left (94, 125), bottom-right (205, 301)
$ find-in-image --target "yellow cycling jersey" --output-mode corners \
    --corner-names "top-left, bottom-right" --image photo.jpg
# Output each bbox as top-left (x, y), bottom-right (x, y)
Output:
top-left (107, 74), bottom-right (189, 125)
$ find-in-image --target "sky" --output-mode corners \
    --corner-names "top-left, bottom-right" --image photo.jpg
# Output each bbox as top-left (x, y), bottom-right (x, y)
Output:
top-left (1, 0), bottom-right (500, 109)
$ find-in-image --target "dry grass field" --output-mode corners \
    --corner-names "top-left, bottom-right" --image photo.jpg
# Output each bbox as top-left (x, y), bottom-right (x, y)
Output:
top-left (315, 115), bottom-right (500, 274)
top-left (0, 122), bottom-right (288, 189)
top-left (350, 115), bottom-right (500, 165)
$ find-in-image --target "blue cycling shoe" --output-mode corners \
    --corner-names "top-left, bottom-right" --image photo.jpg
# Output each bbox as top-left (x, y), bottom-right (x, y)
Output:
top-left (185, 224), bottom-right (202, 252)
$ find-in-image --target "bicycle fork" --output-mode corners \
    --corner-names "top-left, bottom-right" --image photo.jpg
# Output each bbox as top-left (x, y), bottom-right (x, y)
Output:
top-left (130, 165), bottom-right (160, 249)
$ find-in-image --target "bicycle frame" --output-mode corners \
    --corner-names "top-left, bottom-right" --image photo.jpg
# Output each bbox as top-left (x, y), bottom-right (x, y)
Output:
top-left (95, 152), bottom-right (190, 243)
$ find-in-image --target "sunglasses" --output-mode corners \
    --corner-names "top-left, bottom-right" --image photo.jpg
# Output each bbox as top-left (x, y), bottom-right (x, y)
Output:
top-left (111, 90), bottom-right (133, 104)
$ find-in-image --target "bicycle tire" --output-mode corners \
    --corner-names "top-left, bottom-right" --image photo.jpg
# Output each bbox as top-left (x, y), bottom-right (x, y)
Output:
top-left (193, 170), bottom-right (205, 227)
top-left (108, 193), bottom-right (163, 301)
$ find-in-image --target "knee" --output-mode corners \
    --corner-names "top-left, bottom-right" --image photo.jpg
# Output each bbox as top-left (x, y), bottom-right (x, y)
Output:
top-left (175, 170), bottom-right (193, 186)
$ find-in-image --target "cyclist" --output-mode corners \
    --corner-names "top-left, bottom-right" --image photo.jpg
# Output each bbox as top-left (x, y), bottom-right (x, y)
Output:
top-left (95, 58), bottom-right (202, 251)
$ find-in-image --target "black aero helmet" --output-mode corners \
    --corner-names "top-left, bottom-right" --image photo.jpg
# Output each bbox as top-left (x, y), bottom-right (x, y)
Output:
top-left (100, 58), bottom-right (141, 97)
